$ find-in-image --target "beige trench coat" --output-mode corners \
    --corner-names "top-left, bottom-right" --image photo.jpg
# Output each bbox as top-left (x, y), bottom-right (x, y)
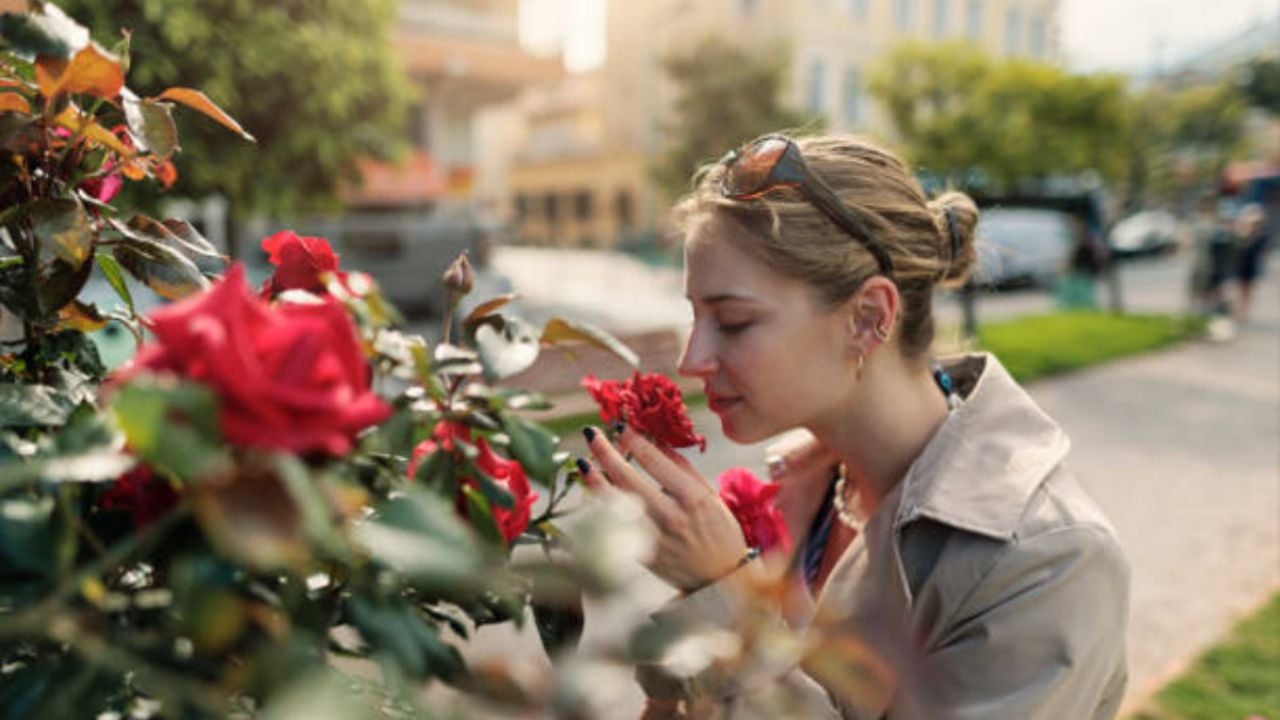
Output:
top-left (636, 354), bottom-right (1130, 719)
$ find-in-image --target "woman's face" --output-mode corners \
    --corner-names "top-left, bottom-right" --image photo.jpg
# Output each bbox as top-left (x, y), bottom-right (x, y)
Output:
top-left (678, 226), bottom-right (855, 443)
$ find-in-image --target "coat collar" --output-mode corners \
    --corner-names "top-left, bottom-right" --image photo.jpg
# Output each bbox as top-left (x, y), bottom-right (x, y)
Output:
top-left (894, 353), bottom-right (1070, 541)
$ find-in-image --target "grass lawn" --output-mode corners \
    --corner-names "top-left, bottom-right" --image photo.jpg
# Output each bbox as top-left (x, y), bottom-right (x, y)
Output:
top-left (976, 311), bottom-right (1204, 383)
top-left (1128, 591), bottom-right (1280, 720)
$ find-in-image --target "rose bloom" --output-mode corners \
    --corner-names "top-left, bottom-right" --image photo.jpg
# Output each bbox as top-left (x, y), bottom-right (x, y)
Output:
top-left (582, 372), bottom-right (706, 451)
top-left (407, 421), bottom-right (538, 545)
top-left (115, 264), bottom-right (391, 456)
top-left (718, 467), bottom-right (791, 553)
top-left (99, 465), bottom-right (179, 530)
top-left (259, 230), bottom-right (346, 297)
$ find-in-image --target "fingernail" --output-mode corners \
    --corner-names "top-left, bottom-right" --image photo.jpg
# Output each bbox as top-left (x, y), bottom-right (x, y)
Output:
top-left (582, 427), bottom-right (596, 442)
top-left (575, 457), bottom-right (591, 474)
top-left (611, 420), bottom-right (626, 436)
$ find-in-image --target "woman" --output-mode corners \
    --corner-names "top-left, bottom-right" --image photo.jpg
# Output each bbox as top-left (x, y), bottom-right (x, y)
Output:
top-left (581, 134), bottom-right (1129, 719)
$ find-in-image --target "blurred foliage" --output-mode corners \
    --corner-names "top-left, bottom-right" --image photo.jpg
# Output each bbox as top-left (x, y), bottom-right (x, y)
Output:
top-left (1240, 58), bottom-right (1280, 114)
top-left (1127, 81), bottom-right (1247, 204)
top-left (976, 311), bottom-right (1204, 382)
top-left (869, 41), bottom-right (1133, 190)
top-left (58, 0), bottom-right (414, 232)
top-left (653, 35), bottom-right (816, 201)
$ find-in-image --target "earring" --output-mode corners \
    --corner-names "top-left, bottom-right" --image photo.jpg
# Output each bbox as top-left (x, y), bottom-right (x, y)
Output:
top-left (856, 353), bottom-right (865, 377)
top-left (874, 324), bottom-right (891, 342)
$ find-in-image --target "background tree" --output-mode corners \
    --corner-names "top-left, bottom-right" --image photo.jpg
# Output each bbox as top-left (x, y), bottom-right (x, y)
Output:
top-left (59, 0), bottom-right (415, 257)
top-left (869, 41), bottom-right (1133, 191)
top-left (1240, 58), bottom-right (1280, 114)
top-left (653, 36), bottom-right (815, 201)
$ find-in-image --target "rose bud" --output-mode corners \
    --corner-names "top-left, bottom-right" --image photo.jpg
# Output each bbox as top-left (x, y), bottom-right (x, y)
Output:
top-left (442, 252), bottom-right (474, 296)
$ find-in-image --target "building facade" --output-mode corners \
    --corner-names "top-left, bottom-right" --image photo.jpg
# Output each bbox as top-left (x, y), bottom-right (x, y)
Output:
top-left (508, 0), bottom-right (1059, 247)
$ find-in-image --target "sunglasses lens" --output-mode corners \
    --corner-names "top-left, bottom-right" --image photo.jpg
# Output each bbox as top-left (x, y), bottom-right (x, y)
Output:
top-left (723, 137), bottom-right (789, 197)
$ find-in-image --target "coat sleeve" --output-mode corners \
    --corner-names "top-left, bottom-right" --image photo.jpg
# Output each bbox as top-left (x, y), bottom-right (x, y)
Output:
top-left (903, 524), bottom-right (1130, 720)
top-left (633, 572), bottom-right (851, 720)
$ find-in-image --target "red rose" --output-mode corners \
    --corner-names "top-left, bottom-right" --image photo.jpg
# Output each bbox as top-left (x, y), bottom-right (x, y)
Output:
top-left (581, 374), bottom-right (625, 425)
top-left (407, 421), bottom-right (539, 545)
top-left (116, 264), bottom-right (391, 456)
top-left (259, 230), bottom-right (345, 297)
top-left (99, 465), bottom-right (179, 530)
top-left (718, 467), bottom-right (791, 553)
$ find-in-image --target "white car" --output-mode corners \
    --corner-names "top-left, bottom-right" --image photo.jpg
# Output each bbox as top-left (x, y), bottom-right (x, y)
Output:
top-left (1110, 210), bottom-right (1180, 257)
top-left (973, 207), bottom-right (1078, 288)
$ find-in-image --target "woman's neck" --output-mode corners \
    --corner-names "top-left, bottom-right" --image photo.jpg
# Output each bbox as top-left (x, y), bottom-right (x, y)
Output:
top-left (811, 360), bottom-right (951, 517)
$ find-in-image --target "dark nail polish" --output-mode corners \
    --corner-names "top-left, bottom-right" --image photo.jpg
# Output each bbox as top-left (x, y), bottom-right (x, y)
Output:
top-left (611, 420), bottom-right (626, 435)
top-left (575, 457), bottom-right (591, 474)
top-left (582, 427), bottom-right (596, 442)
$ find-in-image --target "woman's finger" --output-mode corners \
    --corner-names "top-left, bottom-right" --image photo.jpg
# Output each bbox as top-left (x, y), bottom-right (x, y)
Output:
top-left (617, 424), bottom-right (712, 508)
top-left (582, 427), bottom-right (682, 527)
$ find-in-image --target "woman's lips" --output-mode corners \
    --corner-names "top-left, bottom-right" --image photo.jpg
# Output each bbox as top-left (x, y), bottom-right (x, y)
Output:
top-left (706, 393), bottom-right (742, 413)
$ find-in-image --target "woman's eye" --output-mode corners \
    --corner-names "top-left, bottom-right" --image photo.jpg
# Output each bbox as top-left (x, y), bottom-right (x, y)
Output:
top-left (718, 321), bottom-right (752, 335)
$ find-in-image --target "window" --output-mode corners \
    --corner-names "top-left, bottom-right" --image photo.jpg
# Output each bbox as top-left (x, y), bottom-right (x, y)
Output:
top-left (808, 58), bottom-right (827, 114)
top-left (842, 66), bottom-right (862, 124)
top-left (933, 0), bottom-right (948, 37)
top-left (966, 0), bottom-right (982, 39)
top-left (615, 190), bottom-right (634, 229)
top-left (848, 0), bottom-right (868, 20)
top-left (896, 0), bottom-right (914, 31)
top-left (1004, 7), bottom-right (1021, 54)
top-left (543, 193), bottom-right (559, 223)
top-left (1029, 14), bottom-right (1046, 57)
top-left (574, 190), bottom-right (593, 220)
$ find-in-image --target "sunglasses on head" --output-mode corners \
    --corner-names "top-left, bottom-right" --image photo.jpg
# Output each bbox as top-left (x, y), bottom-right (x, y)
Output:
top-left (718, 134), bottom-right (894, 278)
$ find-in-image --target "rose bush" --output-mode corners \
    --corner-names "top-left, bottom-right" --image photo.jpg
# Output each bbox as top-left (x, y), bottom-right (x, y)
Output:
top-left (407, 421), bottom-right (538, 544)
top-left (114, 264), bottom-right (391, 455)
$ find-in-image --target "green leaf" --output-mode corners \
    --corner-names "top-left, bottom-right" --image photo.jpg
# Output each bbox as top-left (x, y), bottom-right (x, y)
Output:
top-left (540, 317), bottom-right (640, 368)
top-left (0, 383), bottom-right (74, 428)
top-left (355, 487), bottom-right (482, 588)
top-left (0, 495), bottom-right (59, 576)
top-left (93, 252), bottom-right (133, 314)
top-left (411, 446), bottom-right (459, 500)
top-left (259, 670), bottom-right (381, 720)
top-left (348, 596), bottom-right (465, 681)
top-left (460, 484), bottom-right (505, 547)
top-left (474, 316), bottom-right (540, 381)
top-left (35, 254), bottom-right (94, 319)
top-left (273, 454), bottom-right (350, 562)
top-left (29, 198), bottom-right (92, 268)
top-left (112, 236), bottom-right (209, 301)
top-left (500, 415), bottom-right (559, 488)
top-left (0, 448), bottom-right (133, 495)
top-left (109, 378), bottom-right (230, 482)
top-left (0, 6), bottom-right (89, 60)
top-left (121, 89), bottom-right (179, 158)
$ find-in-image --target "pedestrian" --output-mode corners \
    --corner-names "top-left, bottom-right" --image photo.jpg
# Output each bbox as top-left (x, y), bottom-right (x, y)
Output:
top-left (579, 134), bottom-right (1130, 718)
top-left (1233, 202), bottom-right (1269, 322)
top-left (1187, 194), bottom-right (1236, 318)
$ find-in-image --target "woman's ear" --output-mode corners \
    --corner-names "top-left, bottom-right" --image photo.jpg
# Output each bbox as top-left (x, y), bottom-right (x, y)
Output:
top-left (845, 277), bottom-right (900, 353)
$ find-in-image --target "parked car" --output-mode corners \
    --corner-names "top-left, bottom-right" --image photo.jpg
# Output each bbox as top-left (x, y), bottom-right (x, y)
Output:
top-left (1110, 209), bottom-right (1180, 258)
top-left (973, 207), bottom-right (1078, 288)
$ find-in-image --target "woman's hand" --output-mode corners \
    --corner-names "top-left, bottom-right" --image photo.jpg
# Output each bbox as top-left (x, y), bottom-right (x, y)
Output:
top-left (581, 424), bottom-right (749, 593)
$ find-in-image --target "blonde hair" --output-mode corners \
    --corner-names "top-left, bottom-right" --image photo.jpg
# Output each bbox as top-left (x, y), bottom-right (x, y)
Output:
top-left (674, 134), bottom-right (979, 359)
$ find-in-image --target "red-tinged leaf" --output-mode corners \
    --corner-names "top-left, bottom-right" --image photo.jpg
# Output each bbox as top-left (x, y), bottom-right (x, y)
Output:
top-left (30, 197), bottom-right (93, 267)
top-left (35, 42), bottom-right (124, 100)
top-left (0, 5), bottom-right (89, 60)
top-left (113, 237), bottom-right (209, 300)
top-left (540, 317), bottom-right (640, 367)
top-left (53, 105), bottom-right (133, 158)
top-left (58, 298), bottom-right (107, 332)
top-left (464, 293), bottom-right (518, 328)
top-left (0, 93), bottom-right (30, 114)
top-left (156, 87), bottom-right (255, 142)
top-left (152, 158), bottom-right (177, 188)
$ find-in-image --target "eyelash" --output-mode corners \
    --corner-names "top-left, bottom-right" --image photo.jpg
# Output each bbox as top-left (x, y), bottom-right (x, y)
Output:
top-left (718, 322), bottom-right (752, 335)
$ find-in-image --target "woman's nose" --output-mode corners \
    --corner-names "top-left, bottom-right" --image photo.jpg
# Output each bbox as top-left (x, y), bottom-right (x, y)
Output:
top-left (677, 327), bottom-right (716, 378)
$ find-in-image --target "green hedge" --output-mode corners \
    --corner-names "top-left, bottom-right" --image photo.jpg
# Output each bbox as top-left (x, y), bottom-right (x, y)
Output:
top-left (1129, 592), bottom-right (1280, 719)
top-left (977, 312), bottom-right (1205, 383)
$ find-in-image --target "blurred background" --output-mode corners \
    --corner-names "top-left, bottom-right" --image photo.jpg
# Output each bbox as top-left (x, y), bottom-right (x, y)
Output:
top-left (5, 1), bottom-right (1274, 716)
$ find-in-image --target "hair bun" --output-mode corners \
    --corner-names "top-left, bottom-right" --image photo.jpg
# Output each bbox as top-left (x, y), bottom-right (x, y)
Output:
top-left (928, 192), bottom-right (979, 286)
